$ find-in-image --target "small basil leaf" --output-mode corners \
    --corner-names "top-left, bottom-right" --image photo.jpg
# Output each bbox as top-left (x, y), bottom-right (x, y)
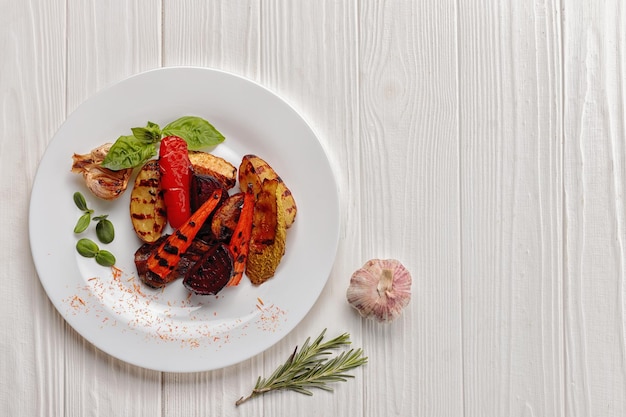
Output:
top-left (92, 214), bottom-right (108, 222)
top-left (96, 219), bottom-right (115, 244)
top-left (101, 135), bottom-right (158, 170)
top-left (131, 121), bottom-right (162, 144)
top-left (76, 238), bottom-right (99, 258)
top-left (95, 250), bottom-right (116, 267)
top-left (162, 116), bottom-right (225, 150)
top-left (74, 213), bottom-right (91, 234)
top-left (73, 192), bottom-right (89, 211)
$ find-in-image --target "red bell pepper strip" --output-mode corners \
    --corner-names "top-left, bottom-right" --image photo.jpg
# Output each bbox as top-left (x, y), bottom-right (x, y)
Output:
top-left (159, 136), bottom-right (192, 229)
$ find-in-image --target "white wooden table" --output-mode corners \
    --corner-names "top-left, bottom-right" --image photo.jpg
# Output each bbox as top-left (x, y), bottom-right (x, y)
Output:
top-left (1, 1), bottom-right (623, 416)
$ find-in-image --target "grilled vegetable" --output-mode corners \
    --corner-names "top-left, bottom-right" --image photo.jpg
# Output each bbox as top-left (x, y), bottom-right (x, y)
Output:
top-left (211, 192), bottom-right (245, 242)
top-left (190, 173), bottom-right (229, 241)
top-left (71, 143), bottom-right (133, 200)
top-left (227, 190), bottom-right (255, 286)
top-left (129, 160), bottom-right (167, 243)
top-left (159, 136), bottom-right (192, 229)
top-left (189, 150), bottom-right (237, 190)
top-left (145, 189), bottom-right (223, 285)
top-left (190, 173), bottom-right (228, 213)
top-left (238, 154), bottom-right (297, 228)
top-left (246, 179), bottom-right (287, 285)
top-left (183, 243), bottom-right (234, 295)
top-left (135, 236), bottom-right (212, 288)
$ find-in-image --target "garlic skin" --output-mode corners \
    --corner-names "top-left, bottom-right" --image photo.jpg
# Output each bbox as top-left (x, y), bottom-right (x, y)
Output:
top-left (346, 259), bottom-right (411, 323)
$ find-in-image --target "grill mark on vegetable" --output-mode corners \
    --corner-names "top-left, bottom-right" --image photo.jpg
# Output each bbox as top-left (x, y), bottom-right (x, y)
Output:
top-left (175, 230), bottom-right (188, 242)
top-left (163, 243), bottom-right (178, 255)
top-left (132, 213), bottom-right (154, 220)
top-left (145, 189), bottom-right (223, 280)
top-left (130, 159), bottom-right (167, 243)
top-left (226, 190), bottom-right (254, 286)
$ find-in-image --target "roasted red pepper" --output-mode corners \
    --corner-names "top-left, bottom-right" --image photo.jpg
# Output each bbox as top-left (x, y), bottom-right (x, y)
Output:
top-left (159, 136), bottom-right (192, 228)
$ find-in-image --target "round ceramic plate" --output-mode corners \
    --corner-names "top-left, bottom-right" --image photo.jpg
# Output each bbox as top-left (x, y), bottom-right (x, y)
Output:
top-left (29, 67), bottom-right (339, 372)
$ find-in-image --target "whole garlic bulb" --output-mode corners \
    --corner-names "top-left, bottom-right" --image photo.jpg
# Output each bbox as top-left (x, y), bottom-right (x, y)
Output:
top-left (346, 259), bottom-right (411, 323)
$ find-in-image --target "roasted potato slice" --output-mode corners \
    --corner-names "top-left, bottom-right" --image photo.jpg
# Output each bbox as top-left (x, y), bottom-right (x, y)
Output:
top-left (238, 154), bottom-right (297, 228)
top-left (246, 179), bottom-right (287, 285)
top-left (130, 160), bottom-right (167, 243)
top-left (211, 192), bottom-right (245, 242)
top-left (189, 151), bottom-right (237, 190)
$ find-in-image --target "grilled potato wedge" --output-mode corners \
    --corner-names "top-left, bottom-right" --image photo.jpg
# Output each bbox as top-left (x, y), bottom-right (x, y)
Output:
top-left (188, 151), bottom-right (237, 190)
top-left (238, 154), bottom-right (297, 228)
top-left (129, 160), bottom-right (167, 243)
top-left (246, 179), bottom-right (287, 285)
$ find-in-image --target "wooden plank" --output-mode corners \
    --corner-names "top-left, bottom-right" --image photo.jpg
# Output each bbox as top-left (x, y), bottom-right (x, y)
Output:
top-left (458, 0), bottom-right (564, 416)
top-left (63, 2), bottom-right (163, 416)
top-left (162, 0), bottom-right (259, 77)
top-left (66, 0), bottom-right (162, 110)
top-left (255, 0), bottom-right (365, 415)
top-left (357, 1), bottom-right (464, 416)
top-left (563, 1), bottom-right (626, 416)
top-left (0, 1), bottom-right (66, 416)
top-left (161, 2), bottom-right (264, 416)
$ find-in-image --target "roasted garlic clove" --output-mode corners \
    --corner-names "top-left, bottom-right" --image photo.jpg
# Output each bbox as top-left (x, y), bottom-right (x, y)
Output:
top-left (72, 143), bottom-right (132, 200)
top-left (346, 259), bottom-right (411, 323)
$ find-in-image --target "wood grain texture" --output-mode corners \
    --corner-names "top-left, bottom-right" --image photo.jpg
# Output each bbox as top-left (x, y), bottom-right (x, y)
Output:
top-left (359, 0), bottom-right (463, 416)
top-left (564, 1), bottom-right (626, 416)
top-left (458, 0), bottom-right (565, 416)
top-left (0, 1), bottom-right (65, 416)
top-left (163, 0), bottom-right (259, 77)
top-left (458, 1), bottom-right (564, 416)
top-left (66, 0), bottom-right (162, 111)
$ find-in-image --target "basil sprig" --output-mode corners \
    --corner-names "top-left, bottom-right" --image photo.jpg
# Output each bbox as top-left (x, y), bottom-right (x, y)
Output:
top-left (73, 192), bottom-right (94, 233)
top-left (76, 238), bottom-right (116, 267)
top-left (101, 116), bottom-right (225, 170)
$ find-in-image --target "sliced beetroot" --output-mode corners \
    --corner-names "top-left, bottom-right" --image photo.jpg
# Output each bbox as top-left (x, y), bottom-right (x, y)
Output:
top-left (190, 173), bottom-right (227, 212)
top-left (183, 243), bottom-right (234, 295)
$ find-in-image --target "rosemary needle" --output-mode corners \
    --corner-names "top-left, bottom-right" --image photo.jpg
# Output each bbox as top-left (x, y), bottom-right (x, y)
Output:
top-left (236, 329), bottom-right (367, 406)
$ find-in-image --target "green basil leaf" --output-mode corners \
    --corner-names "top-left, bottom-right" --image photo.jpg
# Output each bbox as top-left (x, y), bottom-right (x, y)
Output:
top-left (76, 238), bottom-right (99, 258)
top-left (95, 250), bottom-right (116, 267)
top-left (73, 191), bottom-right (89, 211)
top-left (101, 135), bottom-right (157, 170)
top-left (162, 116), bottom-right (225, 150)
top-left (74, 213), bottom-right (91, 234)
top-left (96, 218), bottom-right (115, 244)
top-left (131, 121), bottom-right (162, 144)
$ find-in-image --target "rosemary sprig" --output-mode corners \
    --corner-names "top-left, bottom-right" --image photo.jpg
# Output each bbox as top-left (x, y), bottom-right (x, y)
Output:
top-left (235, 329), bottom-right (367, 406)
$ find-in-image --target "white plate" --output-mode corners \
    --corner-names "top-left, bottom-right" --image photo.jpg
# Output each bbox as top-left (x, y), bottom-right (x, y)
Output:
top-left (29, 67), bottom-right (339, 372)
